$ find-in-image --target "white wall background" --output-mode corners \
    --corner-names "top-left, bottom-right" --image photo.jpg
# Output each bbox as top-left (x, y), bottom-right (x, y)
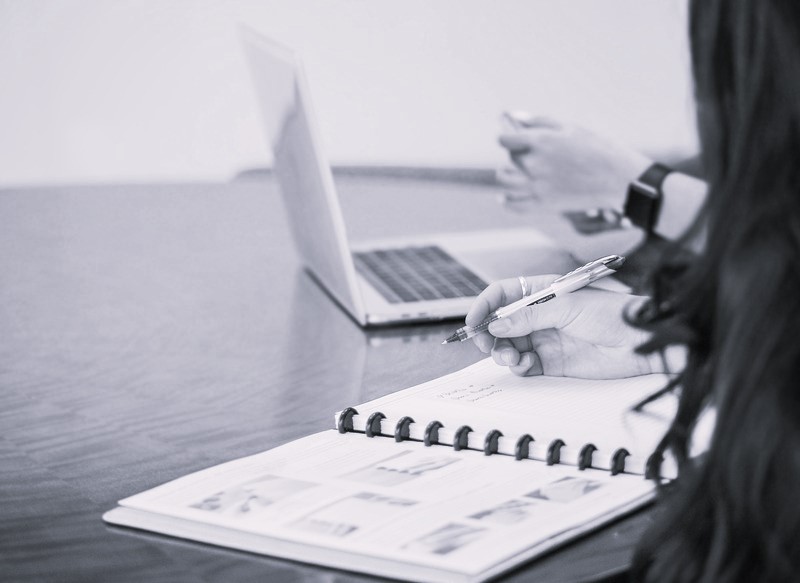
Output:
top-left (0, 0), bottom-right (696, 187)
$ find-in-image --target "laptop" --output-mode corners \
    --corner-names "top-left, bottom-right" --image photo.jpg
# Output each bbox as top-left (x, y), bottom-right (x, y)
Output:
top-left (241, 28), bottom-right (575, 326)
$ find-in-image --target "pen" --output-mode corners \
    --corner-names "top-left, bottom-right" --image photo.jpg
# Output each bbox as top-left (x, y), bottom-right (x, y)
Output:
top-left (442, 254), bottom-right (625, 344)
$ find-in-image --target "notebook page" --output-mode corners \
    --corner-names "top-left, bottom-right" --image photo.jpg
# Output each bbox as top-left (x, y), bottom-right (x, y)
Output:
top-left (110, 431), bottom-right (655, 582)
top-left (338, 359), bottom-right (678, 476)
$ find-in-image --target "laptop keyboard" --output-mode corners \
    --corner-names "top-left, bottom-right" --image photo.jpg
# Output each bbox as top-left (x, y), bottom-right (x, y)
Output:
top-left (353, 246), bottom-right (488, 304)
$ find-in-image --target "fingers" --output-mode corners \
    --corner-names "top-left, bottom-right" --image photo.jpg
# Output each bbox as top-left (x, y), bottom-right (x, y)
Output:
top-left (467, 283), bottom-right (507, 354)
top-left (518, 115), bottom-right (563, 130)
top-left (509, 351), bottom-right (544, 376)
top-left (498, 124), bottom-right (562, 154)
top-left (472, 331), bottom-right (494, 354)
top-left (502, 113), bottom-right (563, 131)
top-left (466, 275), bottom-right (559, 327)
top-left (491, 344), bottom-right (545, 377)
top-left (465, 281), bottom-right (508, 327)
top-left (488, 292), bottom-right (578, 338)
top-left (498, 133), bottom-right (532, 154)
top-left (468, 275), bottom-right (561, 354)
top-left (491, 336), bottom-right (532, 366)
top-left (492, 338), bottom-right (519, 366)
top-left (509, 151), bottom-right (534, 180)
top-left (495, 166), bottom-right (529, 188)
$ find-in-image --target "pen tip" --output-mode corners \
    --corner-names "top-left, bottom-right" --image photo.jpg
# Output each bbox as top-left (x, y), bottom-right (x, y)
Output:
top-left (441, 340), bottom-right (448, 345)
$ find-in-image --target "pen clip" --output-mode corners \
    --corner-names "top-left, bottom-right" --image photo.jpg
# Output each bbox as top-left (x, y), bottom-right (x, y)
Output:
top-left (553, 255), bottom-right (620, 283)
top-left (552, 260), bottom-right (597, 283)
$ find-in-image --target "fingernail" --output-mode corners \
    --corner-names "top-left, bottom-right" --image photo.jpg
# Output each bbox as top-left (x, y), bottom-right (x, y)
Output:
top-left (502, 350), bottom-right (516, 365)
top-left (488, 320), bottom-right (510, 334)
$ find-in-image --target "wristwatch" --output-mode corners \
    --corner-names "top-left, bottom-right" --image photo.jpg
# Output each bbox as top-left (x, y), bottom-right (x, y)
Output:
top-left (623, 163), bottom-right (672, 233)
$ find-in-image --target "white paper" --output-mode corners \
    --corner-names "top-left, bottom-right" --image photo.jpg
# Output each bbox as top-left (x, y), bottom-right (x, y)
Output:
top-left (113, 431), bottom-right (654, 581)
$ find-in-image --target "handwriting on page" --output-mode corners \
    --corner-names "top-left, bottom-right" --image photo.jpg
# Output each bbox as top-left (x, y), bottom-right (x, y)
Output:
top-left (436, 384), bottom-right (501, 403)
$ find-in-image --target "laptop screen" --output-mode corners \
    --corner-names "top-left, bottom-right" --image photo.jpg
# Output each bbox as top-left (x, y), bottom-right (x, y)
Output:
top-left (242, 29), bottom-right (365, 321)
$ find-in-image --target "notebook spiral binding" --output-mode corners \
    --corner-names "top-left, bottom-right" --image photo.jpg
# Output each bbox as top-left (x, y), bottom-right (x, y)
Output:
top-left (424, 420), bottom-right (443, 447)
top-left (337, 407), bottom-right (662, 477)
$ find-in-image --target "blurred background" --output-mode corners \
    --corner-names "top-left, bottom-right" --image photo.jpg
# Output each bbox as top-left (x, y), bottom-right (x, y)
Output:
top-left (0, 0), bottom-right (697, 188)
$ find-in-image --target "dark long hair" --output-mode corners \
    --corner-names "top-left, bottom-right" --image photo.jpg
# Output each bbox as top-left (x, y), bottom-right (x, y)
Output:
top-left (630, 0), bottom-right (800, 580)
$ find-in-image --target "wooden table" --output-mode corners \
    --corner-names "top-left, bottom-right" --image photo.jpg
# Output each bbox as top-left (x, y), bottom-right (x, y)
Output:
top-left (0, 169), bottom-right (650, 582)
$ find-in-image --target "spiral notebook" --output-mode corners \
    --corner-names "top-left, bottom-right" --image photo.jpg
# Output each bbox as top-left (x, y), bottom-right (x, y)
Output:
top-left (103, 359), bottom-right (684, 583)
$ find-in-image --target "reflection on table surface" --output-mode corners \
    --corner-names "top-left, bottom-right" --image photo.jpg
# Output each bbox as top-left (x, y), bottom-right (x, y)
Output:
top-left (0, 170), bottom-right (649, 582)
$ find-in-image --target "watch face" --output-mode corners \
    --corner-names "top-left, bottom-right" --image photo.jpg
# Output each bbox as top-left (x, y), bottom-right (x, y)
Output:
top-left (624, 182), bottom-right (661, 231)
top-left (624, 163), bottom-right (670, 232)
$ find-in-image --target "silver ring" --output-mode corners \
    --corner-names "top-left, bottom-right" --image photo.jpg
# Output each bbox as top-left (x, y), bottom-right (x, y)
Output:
top-left (518, 276), bottom-right (529, 297)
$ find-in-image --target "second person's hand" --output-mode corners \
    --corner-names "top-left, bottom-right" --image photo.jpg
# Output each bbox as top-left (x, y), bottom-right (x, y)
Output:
top-left (498, 117), bottom-right (652, 210)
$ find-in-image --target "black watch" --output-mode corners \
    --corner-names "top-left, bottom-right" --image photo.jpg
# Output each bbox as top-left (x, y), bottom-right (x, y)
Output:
top-left (623, 163), bottom-right (672, 233)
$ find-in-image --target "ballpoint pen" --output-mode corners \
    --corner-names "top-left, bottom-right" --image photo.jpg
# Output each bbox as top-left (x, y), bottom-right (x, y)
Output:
top-left (442, 254), bottom-right (625, 344)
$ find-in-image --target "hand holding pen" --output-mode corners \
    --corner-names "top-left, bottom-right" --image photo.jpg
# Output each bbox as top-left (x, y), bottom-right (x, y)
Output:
top-left (443, 255), bottom-right (625, 344)
top-left (448, 255), bottom-right (669, 379)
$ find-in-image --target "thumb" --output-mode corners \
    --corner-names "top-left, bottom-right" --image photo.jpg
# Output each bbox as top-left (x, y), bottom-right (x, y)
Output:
top-left (488, 294), bottom-right (578, 337)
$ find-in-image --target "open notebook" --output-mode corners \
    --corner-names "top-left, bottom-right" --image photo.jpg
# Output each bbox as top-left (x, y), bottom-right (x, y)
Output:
top-left (104, 359), bottom-right (684, 583)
